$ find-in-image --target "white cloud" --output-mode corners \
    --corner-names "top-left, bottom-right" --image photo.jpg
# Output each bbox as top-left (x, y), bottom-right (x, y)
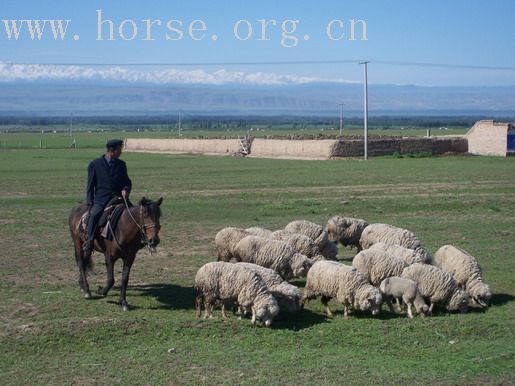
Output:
top-left (0, 62), bottom-right (358, 86)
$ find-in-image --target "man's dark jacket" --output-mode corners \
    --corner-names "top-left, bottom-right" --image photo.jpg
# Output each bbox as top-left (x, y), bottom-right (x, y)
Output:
top-left (86, 156), bottom-right (132, 206)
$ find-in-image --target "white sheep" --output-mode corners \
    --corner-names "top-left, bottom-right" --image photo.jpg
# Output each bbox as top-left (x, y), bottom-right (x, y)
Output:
top-left (214, 227), bottom-right (250, 262)
top-left (401, 263), bottom-right (469, 314)
top-left (379, 277), bottom-right (429, 318)
top-left (359, 223), bottom-right (431, 262)
top-left (233, 236), bottom-right (314, 280)
top-left (326, 216), bottom-right (369, 250)
top-left (284, 220), bottom-right (338, 259)
top-left (352, 249), bottom-right (408, 286)
top-left (245, 227), bottom-right (273, 238)
top-left (301, 260), bottom-right (383, 318)
top-left (270, 230), bottom-right (325, 261)
top-left (236, 262), bottom-right (301, 313)
top-left (194, 262), bottom-right (279, 327)
top-left (368, 242), bottom-right (431, 265)
top-left (434, 245), bottom-right (491, 308)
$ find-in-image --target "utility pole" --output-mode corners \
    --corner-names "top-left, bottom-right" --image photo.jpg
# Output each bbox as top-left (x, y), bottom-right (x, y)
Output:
top-left (359, 61), bottom-right (370, 160)
top-left (69, 112), bottom-right (73, 137)
top-left (339, 103), bottom-right (344, 136)
top-left (178, 110), bottom-right (182, 137)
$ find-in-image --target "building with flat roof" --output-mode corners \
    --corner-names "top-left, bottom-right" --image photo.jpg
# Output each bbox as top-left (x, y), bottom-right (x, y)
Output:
top-left (466, 120), bottom-right (515, 157)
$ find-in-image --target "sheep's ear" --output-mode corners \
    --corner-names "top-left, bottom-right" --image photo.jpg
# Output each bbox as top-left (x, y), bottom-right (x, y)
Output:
top-left (156, 197), bottom-right (163, 206)
top-left (139, 197), bottom-right (147, 205)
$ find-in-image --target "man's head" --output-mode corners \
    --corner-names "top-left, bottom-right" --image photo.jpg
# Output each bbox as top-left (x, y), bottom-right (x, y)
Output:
top-left (106, 139), bottom-right (124, 158)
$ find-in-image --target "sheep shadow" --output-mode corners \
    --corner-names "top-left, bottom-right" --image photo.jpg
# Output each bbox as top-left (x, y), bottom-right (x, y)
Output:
top-left (131, 283), bottom-right (196, 311)
top-left (271, 309), bottom-right (329, 331)
top-left (490, 293), bottom-right (515, 307)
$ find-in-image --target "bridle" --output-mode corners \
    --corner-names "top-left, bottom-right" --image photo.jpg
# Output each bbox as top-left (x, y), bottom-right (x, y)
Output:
top-left (122, 195), bottom-right (160, 254)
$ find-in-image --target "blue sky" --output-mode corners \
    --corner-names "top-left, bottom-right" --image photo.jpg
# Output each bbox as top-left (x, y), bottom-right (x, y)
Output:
top-left (1, 0), bottom-right (514, 86)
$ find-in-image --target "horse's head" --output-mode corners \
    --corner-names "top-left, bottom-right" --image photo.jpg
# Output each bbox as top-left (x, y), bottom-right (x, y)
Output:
top-left (139, 197), bottom-right (163, 253)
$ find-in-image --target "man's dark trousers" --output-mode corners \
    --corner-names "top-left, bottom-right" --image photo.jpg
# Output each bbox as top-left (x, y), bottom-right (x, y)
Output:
top-left (86, 204), bottom-right (105, 242)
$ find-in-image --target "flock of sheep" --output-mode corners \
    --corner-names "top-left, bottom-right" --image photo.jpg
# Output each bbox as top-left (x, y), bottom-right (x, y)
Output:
top-left (194, 217), bottom-right (492, 327)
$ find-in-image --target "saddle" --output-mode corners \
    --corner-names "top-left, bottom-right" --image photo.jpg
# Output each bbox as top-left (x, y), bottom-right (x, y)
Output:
top-left (78, 197), bottom-right (131, 241)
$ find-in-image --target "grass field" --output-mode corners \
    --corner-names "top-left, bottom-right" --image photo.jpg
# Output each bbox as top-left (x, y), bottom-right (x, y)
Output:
top-left (0, 148), bottom-right (514, 385)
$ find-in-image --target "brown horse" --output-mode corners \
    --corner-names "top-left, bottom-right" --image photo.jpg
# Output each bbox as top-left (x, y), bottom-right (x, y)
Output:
top-left (69, 197), bottom-right (163, 311)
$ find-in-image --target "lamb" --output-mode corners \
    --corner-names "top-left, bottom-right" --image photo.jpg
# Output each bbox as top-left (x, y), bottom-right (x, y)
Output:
top-left (245, 227), bottom-right (273, 238)
top-left (379, 277), bottom-right (429, 318)
top-left (284, 220), bottom-right (338, 259)
top-left (401, 263), bottom-right (469, 314)
top-left (194, 262), bottom-right (280, 327)
top-left (270, 230), bottom-right (326, 261)
top-left (301, 260), bottom-right (383, 318)
top-left (236, 262), bottom-right (301, 313)
top-left (326, 216), bottom-right (369, 250)
top-left (233, 236), bottom-right (314, 280)
top-left (368, 242), bottom-right (431, 265)
top-left (359, 223), bottom-right (431, 262)
top-left (434, 245), bottom-right (491, 308)
top-left (214, 227), bottom-right (250, 262)
top-left (352, 249), bottom-right (408, 286)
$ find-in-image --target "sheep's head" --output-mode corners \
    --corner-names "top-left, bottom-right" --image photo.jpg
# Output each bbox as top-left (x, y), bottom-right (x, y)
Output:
top-left (357, 286), bottom-right (383, 315)
top-left (291, 254), bottom-right (314, 278)
top-left (326, 217), bottom-right (342, 243)
top-left (447, 288), bottom-right (469, 313)
top-left (413, 295), bottom-right (429, 315)
top-left (320, 241), bottom-right (338, 260)
top-left (254, 297), bottom-right (280, 327)
top-left (468, 280), bottom-right (492, 309)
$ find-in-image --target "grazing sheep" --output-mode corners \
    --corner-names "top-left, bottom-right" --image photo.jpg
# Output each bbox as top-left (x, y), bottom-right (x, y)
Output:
top-left (368, 242), bottom-right (431, 265)
top-left (246, 227), bottom-right (273, 238)
top-left (284, 220), bottom-right (338, 259)
top-left (320, 240), bottom-right (338, 260)
top-left (234, 236), bottom-right (314, 280)
top-left (401, 263), bottom-right (469, 314)
top-left (359, 223), bottom-right (431, 262)
top-left (352, 249), bottom-right (408, 286)
top-left (236, 262), bottom-right (301, 313)
top-left (434, 245), bottom-right (491, 308)
top-left (271, 230), bottom-right (325, 261)
top-left (379, 277), bottom-right (429, 318)
top-left (214, 227), bottom-right (250, 262)
top-left (326, 216), bottom-right (369, 250)
top-left (301, 260), bottom-right (383, 318)
top-left (194, 262), bottom-right (279, 327)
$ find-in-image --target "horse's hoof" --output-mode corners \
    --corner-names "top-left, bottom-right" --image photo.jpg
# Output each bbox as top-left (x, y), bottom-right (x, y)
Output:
top-left (122, 305), bottom-right (129, 312)
top-left (84, 292), bottom-right (92, 299)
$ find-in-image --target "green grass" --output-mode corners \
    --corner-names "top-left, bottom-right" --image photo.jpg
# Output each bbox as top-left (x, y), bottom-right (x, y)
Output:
top-left (0, 149), bottom-right (514, 385)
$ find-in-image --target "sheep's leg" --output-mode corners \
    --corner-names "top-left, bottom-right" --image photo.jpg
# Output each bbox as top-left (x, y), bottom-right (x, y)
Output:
top-left (407, 303), bottom-right (414, 319)
top-left (395, 297), bottom-right (403, 312)
top-left (321, 295), bottom-right (333, 317)
top-left (428, 302), bottom-right (434, 316)
top-left (251, 306), bottom-right (257, 325)
top-left (385, 298), bottom-right (396, 313)
top-left (204, 303), bottom-right (214, 319)
top-left (195, 294), bottom-right (203, 318)
top-left (343, 305), bottom-right (349, 319)
top-left (221, 303), bottom-right (227, 319)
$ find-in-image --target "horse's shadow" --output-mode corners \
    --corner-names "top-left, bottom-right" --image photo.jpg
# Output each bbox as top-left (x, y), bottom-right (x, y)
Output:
top-left (131, 283), bottom-right (196, 310)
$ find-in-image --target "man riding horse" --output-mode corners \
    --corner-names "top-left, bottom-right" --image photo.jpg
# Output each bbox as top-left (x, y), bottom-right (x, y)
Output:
top-left (83, 139), bottom-right (132, 260)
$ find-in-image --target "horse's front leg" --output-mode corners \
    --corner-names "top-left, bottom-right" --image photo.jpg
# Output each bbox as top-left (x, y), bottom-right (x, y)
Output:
top-left (96, 253), bottom-right (115, 297)
top-left (119, 255), bottom-right (135, 311)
